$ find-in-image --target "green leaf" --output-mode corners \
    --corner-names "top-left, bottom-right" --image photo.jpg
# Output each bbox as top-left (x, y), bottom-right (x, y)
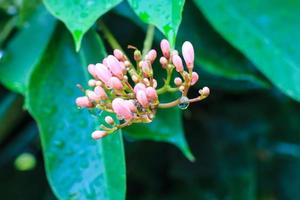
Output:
top-left (127, 0), bottom-right (185, 46)
top-left (0, 5), bottom-right (56, 94)
top-left (43, 0), bottom-right (122, 51)
top-left (178, 2), bottom-right (270, 89)
top-left (113, 2), bottom-right (270, 90)
top-left (194, 0), bottom-right (300, 102)
top-left (124, 95), bottom-right (195, 162)
top-left (27, 29), bottom-right (126, 200)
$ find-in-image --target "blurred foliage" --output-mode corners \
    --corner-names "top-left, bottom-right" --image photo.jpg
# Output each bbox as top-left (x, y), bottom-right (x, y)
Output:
top-left (0, 0), bottom-right (300, 200)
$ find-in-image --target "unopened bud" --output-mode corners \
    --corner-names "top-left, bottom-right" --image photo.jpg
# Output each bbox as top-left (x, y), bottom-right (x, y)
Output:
top-left (105, 116), bottom-right (115, 125)
top-left (174, 77), bottom-right (182, 86)
top-left (88, 79), bottom-right (96, 87)
top-left (191, 72), bottom-right (199, 85)
top-left (91, 130), bottom-right (107, 140)
top-left (113, 49), bottom-right (124, 61)
top-left (200, 86), bottom-right (210, 96)
top-left (134, 50), bottom-right (142, 61)
top-left (172, 55), bottom-right (184, 72)
top-left (159, 57), bottom-right (168, 68)
top-left (160, 39), bottom-right (170, 58)
top-left (145, 49), bottom-right (157, 63)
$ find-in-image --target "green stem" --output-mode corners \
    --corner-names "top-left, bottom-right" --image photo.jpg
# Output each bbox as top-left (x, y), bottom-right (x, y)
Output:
top-left (98, 20), bottom-right (123, 51)
top-left (142, 25), bottom-right (155, 56)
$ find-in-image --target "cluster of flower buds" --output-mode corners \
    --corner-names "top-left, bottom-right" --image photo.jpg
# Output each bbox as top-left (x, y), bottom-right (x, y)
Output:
top-left (76, 39), bottom-right (210, 140)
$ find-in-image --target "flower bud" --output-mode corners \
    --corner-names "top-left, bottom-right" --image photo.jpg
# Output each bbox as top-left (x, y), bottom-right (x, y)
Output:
top-left (182, 41), bottom-right (194, 70)
top-left (105, 116), bottom-right (115, 125)
top-left (146, 87), bottom-right (158, 101)
top-left (102, 58), bottom-right (108, 66)
top-left (91, 130), bottom-right (107, 140)
top-left (106, 55), bottom-right (123, 79)
top-left (109, 77), bottom-right (123, 90)
top-left (94, 86), bottom-right (108, 100)
top-left (88, 79), bottom-right (96, 87)
top-left (94, 63), bottom-right (112, 85)
top-left (134, 83), bottom-right (146, 94)
top-left (191, 72), bottom-right (199, 85)
top-left (134, 50), bottom-right (142, 61)
top-left (174, 77), bottom-right (182, 86)
top-left (159, 57), bottom-right (168, 68)
top-left (172, 55), bottom-right (184, 72)
top-left (152, 79), bottom-right (158, 88)
top-left (141, 61), bottom-right (152, 77)
top-left (143, 78), bottom-right (150, 86)
top-left (125, 100), bottom-right (137, 112)
top-left (160, 39), bottom-right (170, 58)
top-left (86, 90), bottom-right (101, 102)
top-left (145, 49), bottom-right (157, 63)
top-left (200, 86), bottom-right (210, 96)
top-left (88, 64), bottom-right (96, 78)
top-left (76, 96), bottom-right (93, 108)
top-left (113, 49), bottom-right (124, 61)
top-left (172, 50), bottom-right (179, 56)
top-left (131, 75), bottom-right (139, 83)
top-left (112, 98), bottom-right (133, 120)
top-left (136, 90), bottom-right (149, 108)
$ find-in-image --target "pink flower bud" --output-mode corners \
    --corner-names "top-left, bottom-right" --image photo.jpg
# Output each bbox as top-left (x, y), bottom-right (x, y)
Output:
top-left (91, 130), bottom-right (107, 140)
top-left (152, 79), bottom-right (158, 88)
top-left (86, 90), bottom-right (101, 102)
top-left (145, 49), bottom-right (157, 63)
top-left (174, 77), bottom-right (182, 86)
top-left (201, 86), bottom-right (210, 96)
top-left (106, 55), bottom-right (123, 79)
top-left (136, 90), bottom-right (149, 108)
top-left (88, 64), bottom-right (97, 78)
top-left (94, 86), bottom-right (108, 100)
top-left (109, 77), bottom-right (123, 90)
top-left (141, 61), bottom-right (151, 77)
top-left (182, 41), bottom-right (194, 70)
top-left (102, 58), bottom-right (108, 66)
top-left (172, 50), bottom-right (179, 56)
top-left (94, 63), bottom-right (112, 84)
top-left (105, 116), bottom-right (115, 125)
top-left (160, 39), bottom-right (170, 58)
top-left (113, 49), bottom-right (124, 61)
top-left (131, 75), bottom-right (139, 83)
top-left (88, 79), bottom-right (96, 87)
top-left (134, 83), bottom-right (146, 94)
top-left (191, 72), bottom-right (199, 85)
top-left (146, 87), bottom-right (158, 101)
top-left (159, 57), bottom-right (168, 68)
top-left (125, 100), bottom-right (137, 112)
top-left (76, 96), bottom-right (93, 108)
top-left (112, 98), bottom-right (133, 120)
top-left (172, 55), bottom-right (184, 72)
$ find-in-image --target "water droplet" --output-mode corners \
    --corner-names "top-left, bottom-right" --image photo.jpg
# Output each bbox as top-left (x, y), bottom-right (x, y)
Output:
top-left (178, 96), bottom-right (189, 110)
top-left (7, 6), bottom-right (17, 15)
top-left (0, 50), bottom-right (4, 60)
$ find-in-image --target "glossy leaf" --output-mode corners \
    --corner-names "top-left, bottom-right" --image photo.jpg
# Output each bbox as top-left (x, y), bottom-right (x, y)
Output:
top-left (127, 0), bottom-right (185, 46)
top-left (194, 0), bottom-right (300, 102)
top-left (43, 0), bottom-right (122, 51)
top-left (178, 2), bottom-right (270, 89)
top-left (0, 5), bottom-right (56, 94)
top-left (113, 2), bottom-right (270, 90)
top-left (124, 94), bottom-right (195, 162)
top-left (27, 29), bottom-right (126, 200)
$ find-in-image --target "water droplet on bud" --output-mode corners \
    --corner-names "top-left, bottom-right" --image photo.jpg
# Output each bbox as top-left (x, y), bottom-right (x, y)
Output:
top-left (178, 96), bottom-right (189, 110)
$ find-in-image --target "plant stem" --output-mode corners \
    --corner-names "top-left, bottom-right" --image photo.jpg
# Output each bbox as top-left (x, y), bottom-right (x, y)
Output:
top-left (0, 16), bottom-right (17, 47)
top-left (98, 20), bottom-right (123, 51)
top-left (142, 25), bottom-right (155, 56)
